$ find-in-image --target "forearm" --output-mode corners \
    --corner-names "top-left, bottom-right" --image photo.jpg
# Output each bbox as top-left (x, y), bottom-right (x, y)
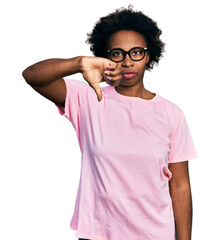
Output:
top-left (22, 56), bottom-right (83, 86)
top-left (169, 184), bottom-right (193, 240)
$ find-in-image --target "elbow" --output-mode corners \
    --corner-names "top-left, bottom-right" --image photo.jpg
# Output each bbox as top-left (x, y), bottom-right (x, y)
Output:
top-left (22, 68), bottom-right (28, 81)
top-left (169, 181), bottom-right (191, 194)
top-left (22, 66), bottom-right (34, 85)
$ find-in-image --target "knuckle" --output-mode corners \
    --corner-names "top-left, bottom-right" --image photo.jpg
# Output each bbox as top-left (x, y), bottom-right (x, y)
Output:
top-left (111, 70), bottom-right (117, 76)
top-left (113, 70), bottom-right (121, 76)
top-left (115, 75), bottom-right (122, 81)
top-left (107, 70), bottom-right (114, 76)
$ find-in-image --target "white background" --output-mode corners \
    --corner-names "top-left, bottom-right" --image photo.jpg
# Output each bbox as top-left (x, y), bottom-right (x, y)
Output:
top-left (1, 0), bottom-right (219, 239)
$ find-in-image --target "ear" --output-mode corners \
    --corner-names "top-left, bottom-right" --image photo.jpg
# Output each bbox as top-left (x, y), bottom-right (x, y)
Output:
top-left (146, 52), bottom-right (150, 64)
top-left (145, 53), bottom-right (150, 70)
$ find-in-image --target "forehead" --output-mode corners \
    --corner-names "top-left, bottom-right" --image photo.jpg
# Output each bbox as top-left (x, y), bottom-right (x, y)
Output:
top-left (107, 30), bottom-right (147, 49)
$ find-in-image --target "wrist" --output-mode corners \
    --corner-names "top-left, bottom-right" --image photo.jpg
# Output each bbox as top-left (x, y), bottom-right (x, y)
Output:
top-left (67, 56), bottom-right (84, 75)
top-left (75, 56), bottom-right (84, 73)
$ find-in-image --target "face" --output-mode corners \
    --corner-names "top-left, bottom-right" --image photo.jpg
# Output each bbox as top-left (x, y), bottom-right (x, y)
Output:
top-left (107, 30), bottom-right (150, 87)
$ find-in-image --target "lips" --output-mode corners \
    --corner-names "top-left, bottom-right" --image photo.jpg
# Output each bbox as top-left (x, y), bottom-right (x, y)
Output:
top-left (121, 71), bottom-right (137, 80)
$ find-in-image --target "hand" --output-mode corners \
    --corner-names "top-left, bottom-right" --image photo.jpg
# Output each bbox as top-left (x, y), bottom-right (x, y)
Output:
top-left (81, 56), bottom-right (122, 101)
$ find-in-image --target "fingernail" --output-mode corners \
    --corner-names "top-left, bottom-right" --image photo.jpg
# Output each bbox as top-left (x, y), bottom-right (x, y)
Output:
top-left (107, 67), bottom-right (111, 70)
top-left (107, 81), bottom-right (111, 84)
top-left (104, 71), bottom-right (110, 75)
top-left (106, 76), bottom-right (111, 80)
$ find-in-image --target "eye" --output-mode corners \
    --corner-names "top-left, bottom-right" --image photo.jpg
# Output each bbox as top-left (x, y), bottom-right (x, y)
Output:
top-left (112, 51), bottom-right (122, 57)
top-left (132, 50), bottom-right (141, 55)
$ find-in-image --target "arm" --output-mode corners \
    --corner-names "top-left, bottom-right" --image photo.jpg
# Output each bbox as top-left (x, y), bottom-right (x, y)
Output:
top-left (22, 56), bottom-right (120, 103)
top-left (22, 57), bottom-right (83, 107)
top-left (168, 161), bottom-right (192, 240)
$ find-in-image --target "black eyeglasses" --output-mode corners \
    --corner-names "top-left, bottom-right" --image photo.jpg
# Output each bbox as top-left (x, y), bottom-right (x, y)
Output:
top-left (107, 46), bottom-right (148, 62)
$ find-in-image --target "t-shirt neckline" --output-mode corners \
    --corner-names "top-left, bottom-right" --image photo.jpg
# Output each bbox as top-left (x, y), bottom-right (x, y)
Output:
top-left (110, 85), bottom-right (159, 103)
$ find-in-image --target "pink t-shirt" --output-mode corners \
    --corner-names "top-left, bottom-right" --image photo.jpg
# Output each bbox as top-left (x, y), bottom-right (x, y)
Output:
top-left (55, 77), bottom-right (198, 240)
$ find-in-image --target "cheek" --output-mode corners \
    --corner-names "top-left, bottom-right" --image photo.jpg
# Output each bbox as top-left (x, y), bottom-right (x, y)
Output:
top-left (138, 54), bottom-right (148, 68)
top-left (137, 62), bottom-right (147, 73)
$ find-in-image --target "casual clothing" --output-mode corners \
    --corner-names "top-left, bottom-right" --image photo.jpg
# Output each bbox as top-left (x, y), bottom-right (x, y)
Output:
top-left (55, 77), bottom-right (198, 240)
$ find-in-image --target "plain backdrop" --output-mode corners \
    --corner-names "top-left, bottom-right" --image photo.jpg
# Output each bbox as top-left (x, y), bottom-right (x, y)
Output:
top-left (1, 0), bottom-right (219, 239)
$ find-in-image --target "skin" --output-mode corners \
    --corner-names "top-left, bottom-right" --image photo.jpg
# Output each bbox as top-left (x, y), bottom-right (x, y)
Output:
top-left (107, 30), bottom-right (193, 240)
top-left (106, 30), bottom-right (156, 100)
top-left (23, 29), bottom-right (193, 240)
top-left (169, 161), bottom-right (193, 240)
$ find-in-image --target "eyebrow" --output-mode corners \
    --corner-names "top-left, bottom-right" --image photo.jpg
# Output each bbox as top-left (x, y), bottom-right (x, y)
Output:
top-left (108, 46), bottom-right (146, 50)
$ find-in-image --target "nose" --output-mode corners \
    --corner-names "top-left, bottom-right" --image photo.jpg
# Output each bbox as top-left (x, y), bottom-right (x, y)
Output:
top-left (121, 53), bottom-right (134, 68)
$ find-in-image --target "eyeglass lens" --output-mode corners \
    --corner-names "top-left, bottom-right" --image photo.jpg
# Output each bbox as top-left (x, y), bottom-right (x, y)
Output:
top-left (109, 47), bottom-right (145, 62)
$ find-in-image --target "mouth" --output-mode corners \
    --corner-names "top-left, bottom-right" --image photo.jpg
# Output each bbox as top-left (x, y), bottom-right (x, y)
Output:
top-left (121, 71), bottom-right (138, 80)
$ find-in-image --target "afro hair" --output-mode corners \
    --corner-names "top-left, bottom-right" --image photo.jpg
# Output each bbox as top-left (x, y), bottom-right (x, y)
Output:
top-left (86, 5), bottom-right (166, 71)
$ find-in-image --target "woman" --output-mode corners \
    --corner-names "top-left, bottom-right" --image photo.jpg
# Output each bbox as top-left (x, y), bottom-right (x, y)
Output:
top-left (22, 5), bottom-right (198, 240)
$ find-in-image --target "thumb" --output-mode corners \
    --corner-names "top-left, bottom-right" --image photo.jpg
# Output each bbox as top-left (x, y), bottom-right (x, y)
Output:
top-left (90, 82), bottom-right (103, 102)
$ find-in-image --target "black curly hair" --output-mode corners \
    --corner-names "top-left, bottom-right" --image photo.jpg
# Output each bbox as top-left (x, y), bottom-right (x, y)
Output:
top-left (86, 5), bottom-right (166, 71)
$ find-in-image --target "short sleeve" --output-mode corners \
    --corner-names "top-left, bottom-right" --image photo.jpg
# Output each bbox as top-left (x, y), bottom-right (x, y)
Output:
top-left (55, 77), bottom-right (91, 130)
top-left (168, 109), bottom-right (198, 163)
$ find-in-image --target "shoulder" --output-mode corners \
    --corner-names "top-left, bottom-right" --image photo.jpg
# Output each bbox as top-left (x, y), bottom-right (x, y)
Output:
top-left (158, 94), bottom-right (183, 115)
top-left (64, 77), bottom-right (91, 88)
top-left (158, 94), bottom-right (185, 130)
top-left (63, 77), bottom-right (96, 95)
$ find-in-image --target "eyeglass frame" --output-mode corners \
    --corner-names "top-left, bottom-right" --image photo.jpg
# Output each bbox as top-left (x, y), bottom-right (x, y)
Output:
top-left (107, 46), bottom-right (148, 62)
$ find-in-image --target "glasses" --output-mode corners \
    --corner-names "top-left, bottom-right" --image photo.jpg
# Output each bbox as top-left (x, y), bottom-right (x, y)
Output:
top-left (107, 46), bottom-right (148, 62)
